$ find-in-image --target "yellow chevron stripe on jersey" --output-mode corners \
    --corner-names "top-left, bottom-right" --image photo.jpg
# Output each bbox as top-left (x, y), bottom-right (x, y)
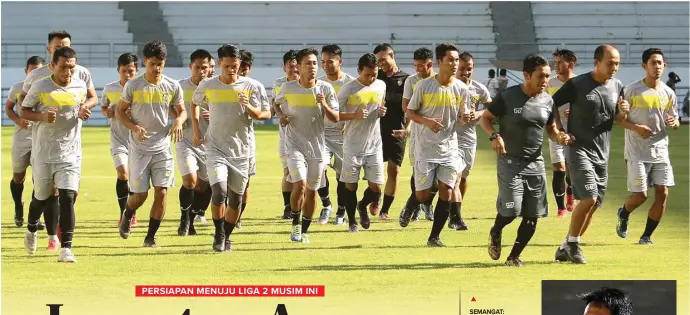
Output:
top-left (106, 92), bottom-right (122, 105)
top-left (347, 91), bottom-right (383, 106)
top-left (631, 95), bottom-right (672, 110)
top-left (183, 90), bottom-right (195, 104)
top-left (40, 92), bottom-right (84, 107)
top-left (422, 93), bottom-right (464, 108)
top-left (547, 87), bottom-right (561, 96)
top-left (285, 93), bottom-right (318, 107)
top-left (204, 89), bottom-right (252, 103)
top-left (132, 90), bottom-right (175, 104)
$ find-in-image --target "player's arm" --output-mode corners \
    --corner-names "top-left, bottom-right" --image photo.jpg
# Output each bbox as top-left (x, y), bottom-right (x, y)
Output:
top-left (20, 86), bottom-right (52, 122)
top-left (664, 91), bottom-right (680, 130)
top-left (319, 85), bottom-right (339, 123)
top-left (100, 88), bottom-right (112, 118)
top-left (545, 105), bottom-right (560, 143)
top-left (169, 85), bottom-right (187, 142)
top-left (191, 84), bottom-right (206, 145)
top-left (551, 79), bottom-right (575, 130)
top-left (401, 79), bottom-right (413, 134)
top-left (479, 91), bottom-right (504, 137)
top-left (473, 86), bottom-right (493, 123)
top-left (83, 86), bottom-right (98, 110)
top-left (5, 86), bottom-right (27, 127)
top-left (241, 85), bottom-right (270, 120)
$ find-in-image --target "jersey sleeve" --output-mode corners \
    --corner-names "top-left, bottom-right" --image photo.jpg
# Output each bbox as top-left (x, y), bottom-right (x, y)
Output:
top-left (22, 72), bottom-right (35, 93)
top-left (323, 83), bottom-right (339, 113)
top-left (487, 90), bottom-right (506, 117)
top-left (248, 84), bottom-right (263, 112)
top-left (22, 83), bottom-right (41, 109)
top-left (81, 68), bottom-right (95, 89)
top-left (257, 83), bottom-right (271, 112)
top-left (170, 82), bottom-right (184, 107)
top-left (274, 82), bottom-right (287, 109)
top-left (667, 89), bottom-right (679, 119)
top-left (546, 98), bottom-right (556, 125)
top-left (479, 84), bottom-right (493, 105)
top-left (337, 85), bottom-right (350, 113)
top-left (100, 85), bottom-right (110, 109)
top-left (7, 84), bottom-right (18, 104)
top-left (121, 80), bottom-right (134, 104)
top-left (192, 81), bottom-right (207, 106)
top-left (407, 82), bottom-right (423, 111)
top-left (402, 77), bottom-right (413, 100)
top-left (552, 78), bottom-right (576, 107)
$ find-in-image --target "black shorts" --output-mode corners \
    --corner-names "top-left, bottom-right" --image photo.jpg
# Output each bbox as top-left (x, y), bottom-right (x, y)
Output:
top-left (381, 131), bottom-right (406, 166)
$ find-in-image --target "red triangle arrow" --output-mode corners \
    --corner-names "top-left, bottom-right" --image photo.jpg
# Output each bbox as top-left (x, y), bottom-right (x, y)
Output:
top-left (471, 297), bottom-right (476, 302)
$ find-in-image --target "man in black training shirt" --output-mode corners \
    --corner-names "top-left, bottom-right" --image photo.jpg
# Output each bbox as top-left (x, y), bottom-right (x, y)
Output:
top-left (479, 54), bottom-right (561, 267)
top-left (373, 43), bottom-right (410, 219)
top-left (552, 45), bottom-right (627, 265)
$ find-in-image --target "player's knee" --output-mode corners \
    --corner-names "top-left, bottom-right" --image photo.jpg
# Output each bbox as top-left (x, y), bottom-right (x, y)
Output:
top-left (116, 167), bottom-right (129, 181)
top-left (368, 183), bottom-right (381, 193)
top-left (387, 163), bottom-right (400, 176)
top-left (182, 176), bottom-right (197, 190)
top-left (415, 190), bottom-right (430, 203)
top-left (293, 180), bottom-right (307, 192)
top-left (227, 192), bottom-right (242, 210)
top-left (345, 182), bottom-right (357, 192)
top-left (632, 191), bottom-right (648, 202)
top-left (12, 172), bottom-right (26, 183)
top-left (58, 189), bottom-right (76, 206)
top-left (154, 187), bottom-right (167, 199)
top-left (522, 216), bottom-right (538, 227)
top-left (552, 163), bottom-right (566, 172)
top-left (578, 197), bottom-right (597, 209)
top-left (653, 186), bottom-right (668, 200)
top-left (194, 180), bottom-right (208, 193)
top-left (211, 183), bottom-right (228, 207)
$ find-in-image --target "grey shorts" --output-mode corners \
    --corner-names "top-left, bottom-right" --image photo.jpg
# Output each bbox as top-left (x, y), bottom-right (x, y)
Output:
top-left (458, 146), bottom-right (476, 178)
top-left (12, 144), bottom-right (31, 174)
top-left (413, 159), bottom-right (462, 191)
top-left (249, 156), bottom-right (256, 176)
top-left (496, 165), bottom-right (548, 218)
top-left (287, 151), bottom-right (325, 191)
top-left (279, 126), bottom-right (288, 169)
top-left (548, 139), bottom-right (566, 164)
top-left (207, 155), bottom-right (250, 195)
top-left (340, 153), bottom-right (385, 185)
top-left (33, 161), bottom-right (81, 200)
top-left (175, 140), bottom-right (208, 181)
top-left (567, 148), bottom-right (608, 207)
top-left (129, 149), bottom-right (175, 193)
top-left (324, 135), bottom-right (344, 175)
top-left (626, 160), bottom-right (675, 192)
top-left (112, 153), bottom-right (128, 169)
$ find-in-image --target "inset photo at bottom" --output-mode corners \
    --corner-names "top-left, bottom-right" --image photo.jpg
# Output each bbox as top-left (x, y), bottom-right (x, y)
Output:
top-left (542, 280), bottom-right (676, 315)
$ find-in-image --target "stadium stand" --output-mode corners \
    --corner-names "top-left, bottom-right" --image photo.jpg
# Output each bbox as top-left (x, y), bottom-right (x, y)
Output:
top-left (158, 2), bottom-right (497, 66)
top-left (532, 2), bottom-right (690, 65)
top-left (1, 2), bottom-right (134, 68)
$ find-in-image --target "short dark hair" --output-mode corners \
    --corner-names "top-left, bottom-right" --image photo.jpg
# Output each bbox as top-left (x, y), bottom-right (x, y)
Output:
top-left (523, 54), bottom-right (549, 73)
top-left (240, 49), bottom-right (254, 67)
top-left (217, 44), bottom-right (240, 59)
top-left (142, 40), bottom-right (167, 60)
top-left (26, 56), bottom-right (45, 69)
top-left (190, 49), bottom-right (212, 64)
top-left (48, 30), bottom-right (71, 43)
top-left (578, 287), bottom-right (633, 315)
top-left (117, 53), bottom-right (139, 68)
top-left (413, 48), bottom-right (434, 61)
top-left (553, 48), bottom-right (578, 64)
top-left (373, 43), bottom-right (393, 54)
top-left (434, 43), bottom-right (458, 61)
top-left (642, 48), bottom-right (665, 64)
top-left (459, 51), bottom-right (474, 62)
top-left (321, 44), bottom-right (342, 58)
top-left (488, 69), bottom-right (496, 78)
top-left (283, 50), bottom-right (298, 65)
top-left (594, 44), bottom-right (617, 61)
top-left (358, 53), bottom-right (378, 71)
top-left (499, 69), bottom-right (507, 76)
top-left (296, 48), bottom-right (319, 64)
top-left (52, 47), bottom-right (77, 64)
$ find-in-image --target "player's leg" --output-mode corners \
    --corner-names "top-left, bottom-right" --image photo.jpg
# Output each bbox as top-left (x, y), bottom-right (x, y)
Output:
top-left (299, 159), bottom-right (325, 243)
top-left (43, 187), bottom-right (60, 249)
top-left (317, 169), bottom-right (333, 224)
top-left (340, 154), bottom-right (362, 232)
top-left (119, 152), bottom-right (153, 239)
top-left (505, 174), bottom-right (547, 267)
top-left (488, 171), bottom-right (522, 261)
top-left (236, 157), bottom-right (256, 230)
top-left (144, 154), bottom-right (175, 247)
top-left (287, 154), bottom-right (308, 242)
top-left (579, 162), bottom-right (608, 237)
top-left (24, 162), bottom-right (54, 255)
top-left (55, 163), bottom-right (80, 263)
top-left (565, 164), bottom-right (575, 211)
top-left (188, 159), bottom-right (210, 235)
top-left (281, 157), bottom-right (293, 219)
top-left (332, 150), bottom-right (347, 225)
top-left (617, 160), bottom-right (648, 238)
top-left (549, 141), bottom-right (568, 217)
top-left (639, 162), bottom-right (674, 244)
top-left (557, 154), bottom-right (598, 264)
top-left (448, 177), bottom-right (463, 229)
top-left (114, 154), bottom-right (134, 227)
top-left (450, 147), bottom-right (473, 230)
top-left (399, 161), bottom-right (431, 227)
top-left (379, 138), bottom-right (404, 217)
top-left (357, 154), bottom-right (385, 230)
top-left (222, 159), bottom-right (250, 251)
top-left (207, 158), bottom-right (229, 252)
top-left (10, 148), bottom-right (32, 227)
top-left (176, 145), bottom-right (200, 236)
top-left (427, 163), bottom-right (458, 247)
